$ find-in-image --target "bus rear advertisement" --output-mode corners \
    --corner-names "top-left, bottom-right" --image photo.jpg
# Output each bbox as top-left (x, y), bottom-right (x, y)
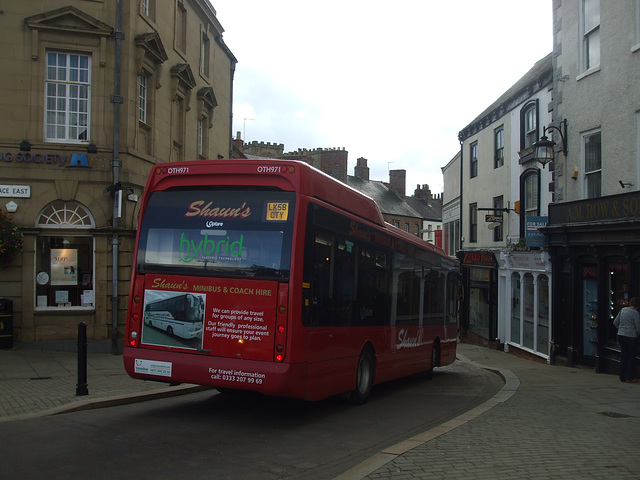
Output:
top-left (141, 274), bottom-right (278, 360)
top-left (124, 159), bottom-right (459, 403)
top-left (143, 292), bottom-right (204, 343)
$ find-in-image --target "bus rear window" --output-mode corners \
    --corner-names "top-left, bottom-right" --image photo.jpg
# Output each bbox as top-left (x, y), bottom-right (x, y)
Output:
top-left (137, 189), bottom-right (294, 278)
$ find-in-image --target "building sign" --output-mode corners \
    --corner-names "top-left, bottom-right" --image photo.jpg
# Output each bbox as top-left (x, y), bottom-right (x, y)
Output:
top-left (485, 214), bottom-right (503, 223)
top-left (1, 151), bottom-right (92, 168)
top-left (549, 191), bottom-right (640, 224)
top-left (526, 216), bottom-right (548, 247)
top-left (0, 185), bottom-right (30, 198)
top-left (504, 251), bottom-right (550, 272)
top-left (459, 250), bottom-right (497, 267)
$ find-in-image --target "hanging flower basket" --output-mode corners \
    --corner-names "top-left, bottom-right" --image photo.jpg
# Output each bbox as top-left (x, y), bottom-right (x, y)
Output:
top-left (0, 210), bottom-right (23, 268)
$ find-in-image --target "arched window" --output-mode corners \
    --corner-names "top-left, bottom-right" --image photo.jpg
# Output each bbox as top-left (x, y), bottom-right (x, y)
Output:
top-left (35, 201), bottom-right (95, 309)
top-left (523, 273), bottom-right (535, 350)
top-left (519, 169), bottom-right (540, 239)
top-left (36, 201), bottom-right (95, 227)
top-left (510, 273), bottom-right (521, 343)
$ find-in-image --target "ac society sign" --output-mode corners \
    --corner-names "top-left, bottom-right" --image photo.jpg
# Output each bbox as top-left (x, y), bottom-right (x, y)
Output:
top-left (0, 185), bottom-right (31, 198)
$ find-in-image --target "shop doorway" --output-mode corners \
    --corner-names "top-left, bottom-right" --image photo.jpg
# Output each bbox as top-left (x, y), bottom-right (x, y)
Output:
top-left (581, 265), bottom-right (598, 357)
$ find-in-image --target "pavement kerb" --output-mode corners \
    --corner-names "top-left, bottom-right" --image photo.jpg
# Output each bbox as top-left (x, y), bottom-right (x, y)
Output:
top-left (332, 353), bottom-right (519, 480)
top-left (0, 384), bottom-right (209, 424)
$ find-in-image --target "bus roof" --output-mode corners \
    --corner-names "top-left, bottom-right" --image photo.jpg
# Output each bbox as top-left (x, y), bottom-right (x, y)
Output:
top-left (148, 159), bottom-right (386, 226)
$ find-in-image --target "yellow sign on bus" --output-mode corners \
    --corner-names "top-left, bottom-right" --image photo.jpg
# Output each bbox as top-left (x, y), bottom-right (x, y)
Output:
top-left (265, 202), bottom-right (289, 221)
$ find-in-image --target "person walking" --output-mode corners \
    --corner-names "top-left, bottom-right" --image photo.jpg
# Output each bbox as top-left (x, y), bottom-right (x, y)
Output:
top-left (613, 297), bottom-right (640, 383)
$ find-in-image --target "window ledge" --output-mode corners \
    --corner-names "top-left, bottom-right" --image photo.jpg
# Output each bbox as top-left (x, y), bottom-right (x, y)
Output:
top-left (35, 306), bottom-right (95, 313)
top-left (576, 65), bottom-right (600, 82)
top-left (632, 43), bottom-right (640, 54)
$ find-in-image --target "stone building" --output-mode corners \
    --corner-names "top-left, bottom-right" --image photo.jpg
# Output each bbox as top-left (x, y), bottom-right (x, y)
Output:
top-left (0, 1), bottom-right (236, 351)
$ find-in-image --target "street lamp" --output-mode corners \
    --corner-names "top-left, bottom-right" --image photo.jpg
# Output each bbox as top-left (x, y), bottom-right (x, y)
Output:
top-left (533, 119), bottom-right (568, 168)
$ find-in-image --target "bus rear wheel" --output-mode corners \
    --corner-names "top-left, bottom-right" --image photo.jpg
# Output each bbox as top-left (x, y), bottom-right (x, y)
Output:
top-left (349, 348), bottom-right (375, 405)
top-left (167, 326), bottom-right (174, 336)
top-left (426, 341), bottom-right (440, 379)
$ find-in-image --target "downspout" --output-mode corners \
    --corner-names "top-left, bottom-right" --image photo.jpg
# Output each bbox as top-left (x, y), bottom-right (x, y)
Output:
top-left (228, 61), bottom-right (235, 159)
top-left (458, 137), bottom-right (464, 252)
top-left (111, 0), bottom-right (123, 354)
top-left (457, 136), bottom-right (466, 338)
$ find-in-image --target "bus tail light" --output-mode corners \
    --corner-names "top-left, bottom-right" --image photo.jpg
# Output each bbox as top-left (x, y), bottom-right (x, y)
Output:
top-left (128, 295), bottom-right (142, 347)
top-left (275, 344), bottom-right (284, 362)
top-left (275, 284), bottom-right (289, 362)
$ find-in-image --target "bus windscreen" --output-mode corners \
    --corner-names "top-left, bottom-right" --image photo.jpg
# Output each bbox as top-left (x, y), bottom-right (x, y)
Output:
top-left (137, 189), bottom-right (295, 278)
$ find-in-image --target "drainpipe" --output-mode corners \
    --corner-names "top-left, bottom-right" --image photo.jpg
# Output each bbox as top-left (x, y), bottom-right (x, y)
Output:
top-left (457, 137), bottom-right (466, 339)
top-left (228, 62), bottom-right (235, 159)
top-left (459, 138), bottom-right (464, 252)
top-left (110, 0), bottom-right (123, 354)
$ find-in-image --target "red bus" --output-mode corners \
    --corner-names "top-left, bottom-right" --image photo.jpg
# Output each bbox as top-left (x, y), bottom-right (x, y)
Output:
top-left (124, 159), bottom-right (459, 402)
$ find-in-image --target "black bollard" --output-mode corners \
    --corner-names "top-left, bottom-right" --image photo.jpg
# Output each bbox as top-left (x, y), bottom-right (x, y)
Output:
top-left (76, 322), bottom-right (89, 396)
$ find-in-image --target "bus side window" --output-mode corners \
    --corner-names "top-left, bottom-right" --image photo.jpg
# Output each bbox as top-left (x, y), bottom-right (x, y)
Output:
top-left (393, 253), bottom-right (420, 326)
top-left (310, 231), bottom-right (334, 326)
top-left (424, 270), bottom-right (445, 326)
top-left (357, 247), bottom-right (389, 326)
top-left (334, 238), bottom-right (354, 326)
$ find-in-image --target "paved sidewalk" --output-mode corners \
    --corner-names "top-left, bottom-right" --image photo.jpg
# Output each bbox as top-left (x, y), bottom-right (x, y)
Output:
top-left (339, 346), bottom-right (640, 480)
top-left (1, 344), bottom-right (639, 480)
top-left (0, 348), bottom-right (203, 421)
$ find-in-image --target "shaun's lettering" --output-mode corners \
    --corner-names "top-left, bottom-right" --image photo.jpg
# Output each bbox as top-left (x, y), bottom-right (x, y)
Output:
top-left (185, 201), bottom-right (251, 219)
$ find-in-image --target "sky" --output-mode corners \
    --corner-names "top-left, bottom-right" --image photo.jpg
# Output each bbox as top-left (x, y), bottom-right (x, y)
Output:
top-left (212, 1), bottom-right (553, 195)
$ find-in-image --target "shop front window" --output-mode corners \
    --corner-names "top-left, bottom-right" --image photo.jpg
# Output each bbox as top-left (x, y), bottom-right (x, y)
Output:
top-left (511, 273), bottom-right (521, 343)
top-left (608, 262), bottom-right (629, 343)
top-left (523, 273), bottom-right (535, 350)
top-left (536, 275), bottom-right (549, 355)
top-left (35, 202), bottom-right (95, 309)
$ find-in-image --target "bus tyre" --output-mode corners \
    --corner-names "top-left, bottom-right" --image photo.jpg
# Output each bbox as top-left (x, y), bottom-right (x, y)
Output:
top-left (349, 348), bottom-right (375, 405)
top-left (426, 341), bottom-right (440, 379)
top-left (167, 326), bottom-right (174, 336)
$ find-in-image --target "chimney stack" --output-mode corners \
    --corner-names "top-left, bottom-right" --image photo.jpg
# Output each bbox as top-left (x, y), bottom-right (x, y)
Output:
top-left (414, 183), bottom-right (432, 200)
top-left (318, 148), bottom-right (348, 183)
top-left (232, 131), bottom-right (244, 156)
top-left (389, 169), bottom-right (406, 199)
top-left (354, 157), bottom-right (370, 181)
